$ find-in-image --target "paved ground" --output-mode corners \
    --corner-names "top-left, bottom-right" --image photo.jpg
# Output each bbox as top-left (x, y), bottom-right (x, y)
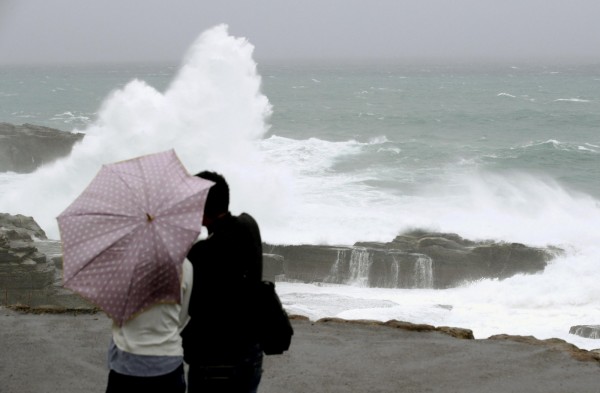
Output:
top-left (1, 309), bottom-right (599, 393)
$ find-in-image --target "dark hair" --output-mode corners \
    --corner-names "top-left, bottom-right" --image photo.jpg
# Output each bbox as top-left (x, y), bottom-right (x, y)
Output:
top-left (196, 171), bottom-right (229, 217)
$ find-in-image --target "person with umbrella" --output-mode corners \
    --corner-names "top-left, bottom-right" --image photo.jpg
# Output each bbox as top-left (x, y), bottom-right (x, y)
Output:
top-left (103, 257), bottom-right (194, 393)
top-left (57, 150), bottom-right (213, 393)
top-left (182, 171), bottom-right (264, 393)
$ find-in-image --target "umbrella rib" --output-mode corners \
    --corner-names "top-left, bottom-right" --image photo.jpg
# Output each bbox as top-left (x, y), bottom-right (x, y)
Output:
top-left (120, 226), bottom-right (179, 321)
top-left (156, 190), bottom-right (207, 221)
top-left (60, 211), bottom-right (138, 219)
top-left (153, 223), bottom-right (182, 271)
top-left (148, 158), bottom-right (190, 217)
top-left (63, 221), bottom-right (142, 284)
top-left (103, 152), bottom-right (207, 222)
top-left (104, 165), bottom-right (148, 217)
top-left (96, 225), bottom-right (152, 325)
top-left (116, 235), bottom-right (147, 324)
top-left (105, 154), bottom-right (182, 218)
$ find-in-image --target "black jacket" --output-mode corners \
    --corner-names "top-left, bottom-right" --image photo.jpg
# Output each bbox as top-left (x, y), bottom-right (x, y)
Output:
top-left (182, 212), bottom-right (263, 363)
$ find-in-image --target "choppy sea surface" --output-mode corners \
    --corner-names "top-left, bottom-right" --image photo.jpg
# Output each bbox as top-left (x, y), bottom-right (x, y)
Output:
top-left (1, 26), bottom-right (599, 349)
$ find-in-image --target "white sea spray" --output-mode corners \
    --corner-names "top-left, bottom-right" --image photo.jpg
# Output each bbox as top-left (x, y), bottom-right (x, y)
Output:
top-left (0, 25), bottom-right (294, 240)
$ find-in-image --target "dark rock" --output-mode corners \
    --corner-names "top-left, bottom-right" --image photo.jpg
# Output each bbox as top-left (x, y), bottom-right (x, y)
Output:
top-left (569, 325), bottom-right (600, 339)
top-left (262, 244), bottom-right (349, 284)
top-left (0, 214), bottom-right (55, 303)
top-left (0, 260), bottom-right (55, 290)
top-left (488, 334), bottom-right (600, 363)
top-left (0, 213), bottom-right (47, 240)
top-left (264, 230), bottom-right (560, 289)
top-left (5, 240), bottom-right (37, 255)
top-left (437, 326), bottom-right (475, 340)
top-left (0, 248), bottom-right (20, 263)
top-left (263, 253), bottom-right (284, 282)
top-left (368, 249), bottom-right (433, 289)
top-left (315, 318), bottom-right (474, 340)
top-left (51, 255), bottom-right (64, 269)
top-left (0, 214), bottom-right (92, 309)
top-left (32, 239), bottom-right (62, 266)
top-left (0, 123), bottom-right (83, 173)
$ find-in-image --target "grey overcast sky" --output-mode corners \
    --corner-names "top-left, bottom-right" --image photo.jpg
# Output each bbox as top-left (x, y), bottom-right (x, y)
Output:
top-left (1, 0), bottom-right (599, 65)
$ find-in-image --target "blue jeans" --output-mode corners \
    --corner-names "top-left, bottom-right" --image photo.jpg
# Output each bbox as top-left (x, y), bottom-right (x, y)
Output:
top-left (187, 345), bottom-right (263, 393)
top-left (105, 364), bottom-right (186, 393)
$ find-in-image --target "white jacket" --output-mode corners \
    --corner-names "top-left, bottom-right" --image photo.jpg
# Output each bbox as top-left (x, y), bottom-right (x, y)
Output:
top-left (111, 258), bottom-right (193, 357)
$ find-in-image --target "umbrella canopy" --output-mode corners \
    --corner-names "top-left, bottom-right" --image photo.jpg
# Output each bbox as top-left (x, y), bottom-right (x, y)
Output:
top-left (57, 149), bottom-right (213, 326)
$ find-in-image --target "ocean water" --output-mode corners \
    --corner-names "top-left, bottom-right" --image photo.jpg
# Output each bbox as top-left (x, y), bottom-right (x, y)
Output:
top-left (1, 25), bottom-right (599, 349)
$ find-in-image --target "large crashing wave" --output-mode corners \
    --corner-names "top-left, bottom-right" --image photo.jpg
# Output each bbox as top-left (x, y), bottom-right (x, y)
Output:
top-left (1, 25), bottom-right (293, 239)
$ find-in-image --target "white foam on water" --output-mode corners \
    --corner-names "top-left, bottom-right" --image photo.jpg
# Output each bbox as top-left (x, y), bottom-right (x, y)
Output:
top-left (259, 135), bottom-right (600, 349)
top-left (554, 98), bottom-right (591, 103)
top-left (50, 111), bottom-right (93, 125)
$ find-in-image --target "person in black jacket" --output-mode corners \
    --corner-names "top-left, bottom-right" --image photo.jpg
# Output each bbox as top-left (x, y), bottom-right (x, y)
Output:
top-left (182, 171), bottom-right (263, 393)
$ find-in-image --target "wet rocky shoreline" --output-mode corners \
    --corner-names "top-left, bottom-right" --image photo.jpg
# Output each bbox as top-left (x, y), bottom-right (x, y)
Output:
top-left (2, 211), bottom-right (598, 342)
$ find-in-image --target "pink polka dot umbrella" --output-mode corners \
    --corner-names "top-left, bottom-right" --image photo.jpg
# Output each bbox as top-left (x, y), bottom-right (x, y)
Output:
top-left (57, 149), bottom-right (213, 326)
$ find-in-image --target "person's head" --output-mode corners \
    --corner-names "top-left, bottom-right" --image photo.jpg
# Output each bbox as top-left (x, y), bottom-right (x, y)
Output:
top-left (196, 171), bottom-right (229, 225)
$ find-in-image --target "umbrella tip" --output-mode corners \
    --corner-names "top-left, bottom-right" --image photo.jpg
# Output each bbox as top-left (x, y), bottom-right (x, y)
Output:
top-left (146, 213), bottom-right (154, 222)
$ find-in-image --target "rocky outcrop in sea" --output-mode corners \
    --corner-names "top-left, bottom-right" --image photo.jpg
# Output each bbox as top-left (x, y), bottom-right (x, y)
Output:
top-left (263, 230), bottom-right (562, 289)
top-left (0, 123), bottom-right (83, 173)
top-left (570, 325), bottom-right (600, 340)
top-left (0, 213), bottom-right (561, 307)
